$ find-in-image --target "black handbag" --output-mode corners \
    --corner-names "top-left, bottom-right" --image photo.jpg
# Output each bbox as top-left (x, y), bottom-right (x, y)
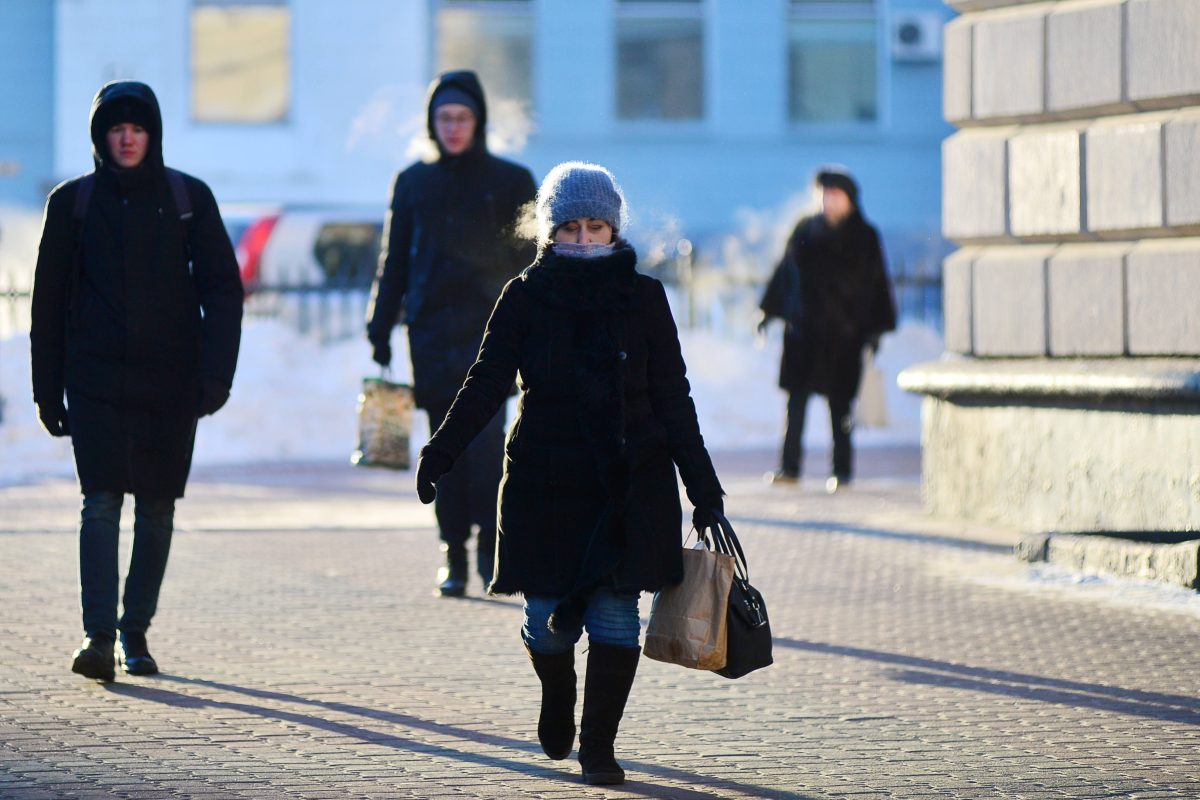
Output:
top-left (700, 512), bottom-right (773, 679)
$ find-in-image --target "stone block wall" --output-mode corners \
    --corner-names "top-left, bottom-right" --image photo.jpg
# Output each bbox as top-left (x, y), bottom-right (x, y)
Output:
top-left (941, 0), bottom-right (1200, 359)
top-left (904, 0), bottom-right (1200, 531)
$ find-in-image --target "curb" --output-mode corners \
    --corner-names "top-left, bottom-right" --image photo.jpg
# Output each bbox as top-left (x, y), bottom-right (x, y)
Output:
top-left (1016, 532), bottom-right (1200, 590)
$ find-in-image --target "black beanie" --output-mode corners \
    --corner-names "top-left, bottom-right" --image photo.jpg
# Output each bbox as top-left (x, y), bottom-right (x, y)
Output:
top-left (430, 85), bottom-right (481, 119)
top-left (94, 99), bottom-right (156, 135)
top-left (815, 168), bottom-right (860, 208)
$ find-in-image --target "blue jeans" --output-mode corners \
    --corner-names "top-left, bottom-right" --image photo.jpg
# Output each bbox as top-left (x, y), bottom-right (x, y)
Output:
top-left (522, 588), bottom-right (641, 654)
top-left (79, 491), bottom-right (175, 639)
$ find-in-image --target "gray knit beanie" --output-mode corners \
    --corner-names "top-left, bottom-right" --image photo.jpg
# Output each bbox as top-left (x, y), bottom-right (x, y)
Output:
top-left (536, 161), bottom-right (626, 241)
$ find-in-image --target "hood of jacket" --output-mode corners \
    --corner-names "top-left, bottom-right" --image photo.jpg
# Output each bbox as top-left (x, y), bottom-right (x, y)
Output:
top-left (425, 70), bottom-right (489, 161)
top-left (89, 80), bottom-right (165, 171)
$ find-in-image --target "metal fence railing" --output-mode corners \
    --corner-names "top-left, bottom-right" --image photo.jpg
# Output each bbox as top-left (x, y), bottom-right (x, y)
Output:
top-left (0, 267), bottom-right (942, 344)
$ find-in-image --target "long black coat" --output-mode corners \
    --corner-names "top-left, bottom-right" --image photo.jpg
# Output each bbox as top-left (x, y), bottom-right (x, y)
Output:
top-left (366, 71), bottom-right (537, 410)
top-left (425, 244), bottom-right (724, 597)
top-left (760, 212), bottom-right (896, 398)
top-left (30, 81), bottom-right (243, 498)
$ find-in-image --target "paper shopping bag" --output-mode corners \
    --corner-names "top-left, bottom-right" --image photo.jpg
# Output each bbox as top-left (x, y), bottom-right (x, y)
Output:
top-left (644, 544), bottom-right (735, 671)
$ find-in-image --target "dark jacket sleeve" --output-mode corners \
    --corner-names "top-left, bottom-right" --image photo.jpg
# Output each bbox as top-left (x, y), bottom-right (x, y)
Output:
top-left (366, 171), bottom-right (412, 345)
top-left (187, 177), bottom-right (244, 388)
top-left (642, 279), bottom-right (724, 507)
top-left (30, 184), bottom-right (75, 407)
top-left (863, 225), bottom-right (897, 338)
top-left (760, 224), bottom-right (802, 324)
top-left (425, 278), bottom-right (523, 459)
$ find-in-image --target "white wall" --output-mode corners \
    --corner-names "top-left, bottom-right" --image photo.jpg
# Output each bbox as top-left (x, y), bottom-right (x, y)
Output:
top-left (53, 0), bottom-right (428, 204)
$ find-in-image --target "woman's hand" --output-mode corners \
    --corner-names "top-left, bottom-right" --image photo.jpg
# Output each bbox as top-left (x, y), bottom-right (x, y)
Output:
top-left (691, 494), bottom-right (725, 532)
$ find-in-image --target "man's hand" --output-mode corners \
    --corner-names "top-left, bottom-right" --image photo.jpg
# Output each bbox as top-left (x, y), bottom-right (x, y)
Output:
top-left (37, 402), bottom-right (70, 437)
top-left (371, 339), bottom-right (392, 368)
top-left (415, 447), bottom-right (453, 504)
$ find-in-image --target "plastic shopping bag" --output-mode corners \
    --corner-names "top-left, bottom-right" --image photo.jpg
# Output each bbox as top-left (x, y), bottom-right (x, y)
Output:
top-left (352, 377), bottom-right (414, 470)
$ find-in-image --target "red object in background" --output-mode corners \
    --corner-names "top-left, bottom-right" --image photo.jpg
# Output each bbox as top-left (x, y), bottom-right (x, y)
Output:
top-left (236, 214), bottom-right (280, 291)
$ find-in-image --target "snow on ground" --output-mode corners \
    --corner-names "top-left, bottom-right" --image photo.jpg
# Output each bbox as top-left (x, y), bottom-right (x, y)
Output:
top-left (0, 319), bottom-right (943, 484)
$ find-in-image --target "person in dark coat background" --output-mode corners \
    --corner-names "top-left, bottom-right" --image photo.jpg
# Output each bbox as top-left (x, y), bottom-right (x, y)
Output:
top-left (414, 162), bottom-right (725, 785)
top-left (759, 167), bottom-right (896, 492)
top-left (366, 70), bottom-right (537, 598)
top-left (30, 80), bottom-right (243, 681)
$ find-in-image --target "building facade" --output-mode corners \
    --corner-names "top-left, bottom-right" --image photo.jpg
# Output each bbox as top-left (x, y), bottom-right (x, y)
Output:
top-left (902, 0), bottom-right (1200, 531)
top-left (0, 0), bottom-right (952, 271)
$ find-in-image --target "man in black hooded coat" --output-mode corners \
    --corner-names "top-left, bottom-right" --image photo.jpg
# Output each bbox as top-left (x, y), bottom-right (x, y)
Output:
top-left (759, 168), bottom-right (896, 490)
top-left (30, 80), bottom-right (243, 680)
top-left (366, 70), bottom-right (537, 597)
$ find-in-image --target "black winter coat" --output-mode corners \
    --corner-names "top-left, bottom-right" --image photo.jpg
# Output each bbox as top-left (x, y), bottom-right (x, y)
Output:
top-left (425, 243), bottom-right (724, 597)
top-left (30, 81), bottom-right (243, 498)
top-left (366, 71), bottom-right (537, 409)
top-left (760, 212), bottom-right (896, 397)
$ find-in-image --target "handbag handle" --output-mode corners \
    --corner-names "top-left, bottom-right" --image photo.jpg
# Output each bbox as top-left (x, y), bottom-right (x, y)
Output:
top-left (698, 511), bottom-right (751, 583)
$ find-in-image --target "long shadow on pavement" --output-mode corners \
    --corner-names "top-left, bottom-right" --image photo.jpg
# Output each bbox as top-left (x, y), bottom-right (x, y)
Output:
top-left (108, 676), bottom-right (813, 800)
top-left (777, 638), bottom-right (1200, 725)
top-left (730, 515), bottom-right (1013, 554)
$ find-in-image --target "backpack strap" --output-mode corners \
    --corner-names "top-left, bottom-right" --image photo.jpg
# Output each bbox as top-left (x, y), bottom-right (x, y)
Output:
top-left (165, 167), bottom-right (192, 221)
top-left (72, 173), bottom-right (96, 232)
top-left (165, 167), bottom-right (194, 264)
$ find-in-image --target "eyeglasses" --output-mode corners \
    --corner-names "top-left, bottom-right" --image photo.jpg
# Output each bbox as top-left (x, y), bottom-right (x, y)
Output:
top-left (434, 112), bottom-right (475, 128)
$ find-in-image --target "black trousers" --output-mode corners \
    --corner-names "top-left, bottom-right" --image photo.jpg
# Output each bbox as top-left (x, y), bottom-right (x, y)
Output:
top-left (425, 399), bottom-right (505, 552)
top-left (780, 390), bottom-right (854, 480)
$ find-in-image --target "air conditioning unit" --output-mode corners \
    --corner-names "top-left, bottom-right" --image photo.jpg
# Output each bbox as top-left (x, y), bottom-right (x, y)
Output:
top-left (890, 11), bottom-right (943, 63)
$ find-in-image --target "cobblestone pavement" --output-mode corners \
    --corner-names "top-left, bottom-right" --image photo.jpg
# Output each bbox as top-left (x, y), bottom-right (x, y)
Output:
top-left (2, 446), bottom-right (1199, 799)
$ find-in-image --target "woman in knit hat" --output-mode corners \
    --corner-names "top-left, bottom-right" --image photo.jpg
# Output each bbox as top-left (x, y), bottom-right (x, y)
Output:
top-left (414, 162), bottom-right (725, 785)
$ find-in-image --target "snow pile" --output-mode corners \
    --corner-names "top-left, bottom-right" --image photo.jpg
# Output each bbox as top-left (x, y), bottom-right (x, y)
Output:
top-left (0, 319), bottom-right (943, 484)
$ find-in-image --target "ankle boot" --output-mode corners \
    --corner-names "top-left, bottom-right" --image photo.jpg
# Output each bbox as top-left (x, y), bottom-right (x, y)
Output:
top-left (578, 643), bottom-right (640, 785)
top-left (71, 634), bottom-right (115, 682)
top-left (435, 543), bottom-right (467, 597)
top-left (118, 631), bottom-right (159, 675)
top-left (476, 535), bottom-right (496, 590)
top-left (526, 646), bottom-right (577, 760)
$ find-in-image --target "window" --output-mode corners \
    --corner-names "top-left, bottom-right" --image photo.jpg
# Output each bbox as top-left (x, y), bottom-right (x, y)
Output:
top-left (436, 1), bottom-right (533, 111)
top-left (616, 0), bottom-right (704, 121)
top-left (191, 0), bottom-right (290, 123)
top-left (788, 0), bottom-right (878, 124)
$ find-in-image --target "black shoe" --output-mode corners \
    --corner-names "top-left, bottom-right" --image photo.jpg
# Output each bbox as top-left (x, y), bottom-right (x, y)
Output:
top-left (118, 631), bottom-right (159, 675)
top-left (825, 475), bottom-right (851, 494)
top-left (71, 634), bottom-right (115, 682)
top-left (435, 543), bottom-right (468, 598)
top-left (765, 469), bottom-right (799, 485)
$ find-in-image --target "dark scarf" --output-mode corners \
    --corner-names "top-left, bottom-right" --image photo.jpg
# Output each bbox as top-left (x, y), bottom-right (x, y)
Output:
top-left (522, 242), bottom-right (639, 631)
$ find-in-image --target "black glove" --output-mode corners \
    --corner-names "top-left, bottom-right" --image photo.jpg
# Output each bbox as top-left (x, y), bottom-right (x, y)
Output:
top-left (415, 446), bottom-right (453, 505)
top-left (37, 402), bottom-right (70, 438)
top-left (199, 378), bottom-right (231, 417)
top-left (371, 338), bottom-right (392, 368)
top-left (692, 495), bottom-right (725, 533)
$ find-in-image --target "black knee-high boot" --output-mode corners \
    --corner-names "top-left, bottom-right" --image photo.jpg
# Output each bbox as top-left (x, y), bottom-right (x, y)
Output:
top-left (578, 643), bottom-right (640, 785)
top-left (527, 646), bottom-right (577, 760)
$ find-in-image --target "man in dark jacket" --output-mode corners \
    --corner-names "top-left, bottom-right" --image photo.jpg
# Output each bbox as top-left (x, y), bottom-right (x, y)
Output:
top-left (31, 81), bottom-right (243, 680)
top-left (366, 70), bottom-right (537, 597)
top-left (759, 168), bottom-right (896, 492)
